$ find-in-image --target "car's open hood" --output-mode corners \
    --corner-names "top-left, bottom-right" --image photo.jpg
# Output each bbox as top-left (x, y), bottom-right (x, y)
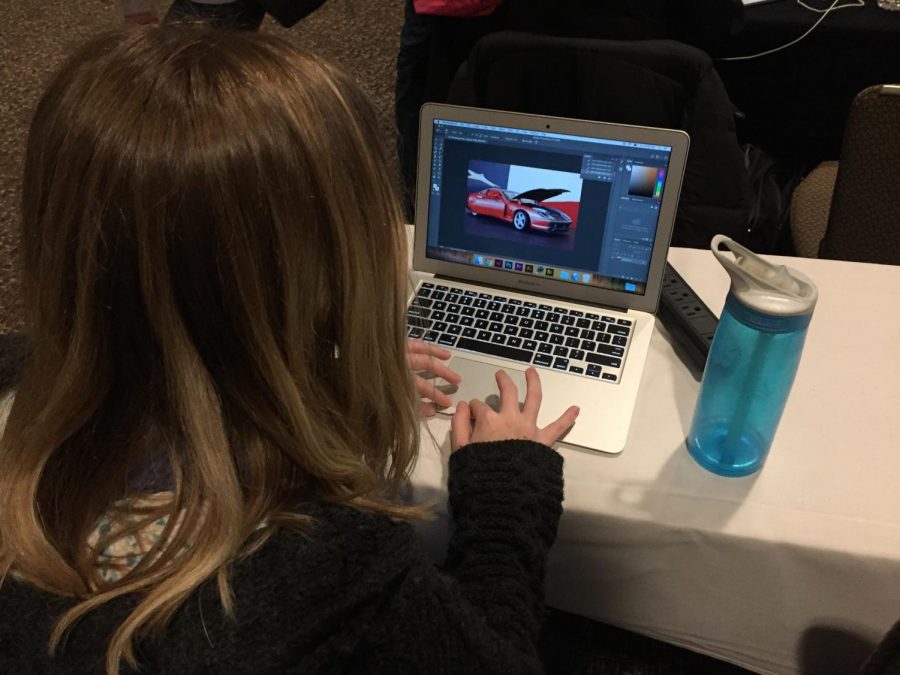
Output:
top-left (513, 188), bottom-right (569, 203)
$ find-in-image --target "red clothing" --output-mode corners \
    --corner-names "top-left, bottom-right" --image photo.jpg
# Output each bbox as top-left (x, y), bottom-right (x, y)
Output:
top-left (412, 0), bottom-right (501, 17)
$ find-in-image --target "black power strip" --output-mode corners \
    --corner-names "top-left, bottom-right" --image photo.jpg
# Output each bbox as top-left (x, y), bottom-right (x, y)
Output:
top-left (656, 262), bottom-right (719, 377)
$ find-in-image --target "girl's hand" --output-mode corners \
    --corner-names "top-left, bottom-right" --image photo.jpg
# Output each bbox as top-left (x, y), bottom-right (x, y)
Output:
top-left (406, 340), bottom-right (462, 417)
top-left (450, 367), bottom-right (579, 451)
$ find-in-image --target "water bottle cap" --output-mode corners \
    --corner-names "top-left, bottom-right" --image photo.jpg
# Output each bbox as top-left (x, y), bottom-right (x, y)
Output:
top-left (711, 235), bottom-right (818, 316)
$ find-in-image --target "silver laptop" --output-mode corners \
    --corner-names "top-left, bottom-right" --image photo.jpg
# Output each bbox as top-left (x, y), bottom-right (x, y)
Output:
top-left (410, 103), bottom-right (689, 454)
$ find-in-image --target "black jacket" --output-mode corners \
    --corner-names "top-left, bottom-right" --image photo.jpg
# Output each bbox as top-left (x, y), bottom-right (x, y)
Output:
top-left (0, 440), bottom-right (563, 673)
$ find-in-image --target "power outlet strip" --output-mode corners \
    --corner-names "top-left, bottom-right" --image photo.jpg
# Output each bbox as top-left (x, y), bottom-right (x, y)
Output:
top-left (656, 262), bottom-right (719, 375)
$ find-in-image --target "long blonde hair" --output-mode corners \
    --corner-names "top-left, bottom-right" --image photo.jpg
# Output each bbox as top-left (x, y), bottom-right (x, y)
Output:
top-left (0, 26), bottom-right (421, 673)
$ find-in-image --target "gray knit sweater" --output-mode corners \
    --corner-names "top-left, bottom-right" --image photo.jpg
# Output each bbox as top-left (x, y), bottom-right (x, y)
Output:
top-left (0, 439), bottom-right (563, 674)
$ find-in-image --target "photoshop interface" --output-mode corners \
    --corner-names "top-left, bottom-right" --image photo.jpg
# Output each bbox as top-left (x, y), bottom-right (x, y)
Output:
top-left (426, 118), bottom-right (673, 295)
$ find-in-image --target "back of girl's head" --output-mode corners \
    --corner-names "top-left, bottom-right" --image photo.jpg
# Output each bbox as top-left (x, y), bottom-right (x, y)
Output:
top-left (2, 26), bottom-right (418, 673)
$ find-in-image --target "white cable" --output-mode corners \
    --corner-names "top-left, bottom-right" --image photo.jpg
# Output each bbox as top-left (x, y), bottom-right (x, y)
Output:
top-left (718, 0), bottom-right (865, 62)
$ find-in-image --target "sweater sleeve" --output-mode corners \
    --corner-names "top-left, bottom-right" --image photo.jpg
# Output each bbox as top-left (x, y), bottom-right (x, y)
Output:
top-left (365, 440), bottom-right (564, 674)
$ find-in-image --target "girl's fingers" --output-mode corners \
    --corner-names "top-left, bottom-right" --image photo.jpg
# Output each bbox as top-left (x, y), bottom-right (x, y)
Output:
top-left (494, 370), bottom-right (520, 416)
top-left (451, 400), bottom-right (472, 451)
top-left (537, 405), bottom-right (580, 446)
top-left (414, 375), bottom-right (452, 408)
top-left (521, 367), bottom-right (542, 423)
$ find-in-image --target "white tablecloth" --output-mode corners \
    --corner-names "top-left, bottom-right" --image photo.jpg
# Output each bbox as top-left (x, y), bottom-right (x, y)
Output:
top-left (407, 243), bottom-right (900, 675)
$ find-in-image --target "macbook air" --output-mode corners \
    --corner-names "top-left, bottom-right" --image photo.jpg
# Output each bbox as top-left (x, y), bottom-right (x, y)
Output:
top-left (409, 103), bottom-right (689, 454)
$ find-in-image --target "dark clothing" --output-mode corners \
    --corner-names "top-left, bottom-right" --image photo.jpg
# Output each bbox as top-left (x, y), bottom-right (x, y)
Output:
top-left (0, 440), bottom-right (564, 673)
top-left (165, 0), bottom-right (326, 29)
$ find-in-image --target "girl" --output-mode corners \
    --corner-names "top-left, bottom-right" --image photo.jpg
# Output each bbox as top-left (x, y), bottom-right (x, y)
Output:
top-left (0, 26), bottom-right (578, 674)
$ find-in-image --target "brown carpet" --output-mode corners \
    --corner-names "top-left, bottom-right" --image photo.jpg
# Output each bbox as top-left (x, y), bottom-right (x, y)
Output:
top-left (0, 0), bottom-right (404, 332)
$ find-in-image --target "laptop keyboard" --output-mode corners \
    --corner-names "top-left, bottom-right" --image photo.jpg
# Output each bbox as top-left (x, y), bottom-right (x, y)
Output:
top-left (406, 281), bottom-right (632, 383)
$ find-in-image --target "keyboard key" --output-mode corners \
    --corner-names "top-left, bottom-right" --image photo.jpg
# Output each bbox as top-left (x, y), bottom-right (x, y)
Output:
top-left (601, 315), bottom-right (616, 323)
top-left (565, 337), bottom-right (580, 348)
top-left (520, 318), bottom-right (534, 329)
top-left (570, 349), bottom-right (586, 361)
top-left (504, 315), bottom-right (519, 325)
top-left (586, 353), bottom-right (622, 368)
top-left (473, 299), bottom-right (487, 309)
top-left (569, 365), bottom-right (584, 374)
top-left (455, 337), bottom-right (532, 364)
top-left (547, 313), bottom-right (561, 323)
top-left (436, 285), bottom-right (449, 291)
top-left (490, 312), bottom-right (504, 322)
top-left (488, 301), bottom-right (502, 311)
top-left (607, 324), bottom-right (631, 337)
top-left (524, 301), bottom-right (537, 308)
top-left (591, 321), bottom-right (607, 332)
top-left (535, 320), bottom-right (549, 331)
top-left (508, 336), bottom-right (523, 348)
top-left (596, 344), bottom-right (625, 357)
top-left (516, 306), bottom-right (530, 317)
top-left (556, 307), bottom-right (569, 315)
top-left (613, 335), bottom-right (628, 346)
top-left (447, 325), bottom-right (462, 335)
top-left (477, 330), bottom-right (491, 341)
top-left (532, 310), bottom-right (546, 320)
top-left (549, 334), bottom-right (564, 345)
top-left (560, 315), bottom-right (576, 326)
top-left (478, 292), bottom-right (493, 299)
top-left (535, 331), bottom-right (549, 342)
top-left (462, 328), bottom-right (477, 338)
top-left (445, 314), bottom-right (459, 324)
top-left (464, 290), bottom-right (477, 297)
top-left (408, 327), bottom-right (424, 339)
top-left (553, 357), bottom-right (570, 371)
top-left (431, 291), bottom-right (445, 301)
top-left (475, 309), bottom-right (489, 319)
top-left (413, 297), bottom-right (433, 309)
top-left (417, 289), bottom-right (432, 299)
top-left (432, 311), bottom-right (446, 322)
top-left (438, 334), bottom-right (457, 347)
top-left (576, 318), bottom-right (591, 329)
top-left (491, 333), bottom-right (507, 345)
top-left (461, 306), bottom-right (475, 316)
top-left (599, 333), bottom-right (612, 344)
top-left (407, 306), bottom-right (430, 319)
top-left (564, 326), bottom-right (580, 337)
top-left (448, 304), bottom-right (461, 315)
top-left (459, 316), bottom-right (474, 327)
top-left (581, 340), bottom-right (597, 352)
top-left (475, 319), bottom-right (488, 329)
top-left (586, 312), bottom-right (599, 320)
top-left (523, 339), bottom-right (538, 351)
top-left (422, 282), bottom-right (434, 289)
top-left (508, 298), bottom-right (522, 306)
top-left (586, 365), bottom-right (602, 378)
top-left (533, 353), bottom-right (553, 367)
top-left (503, 325), bottom-right (518, 336)
top-left (493, 295), bottom-right (508, 303)
top-left (602, 373), bottom-right (618, 382)
top-left (617, 318), bottom-right (632, 326)
top-left (553, 345), bottom-right (569, 357)
top-left (458, 296), bottom-right (473, 306)
top-left (538, 304), bottom-right (553, 311)
top-left (538, 343), bottom-right (553, 354)
top-left (519, 328), bottom-right (534, 339)
top-left (581, 329), bottom-right (596, 341)
top-left (489, 322), bottom-right (503, 332)
top-left (549, 324), bottom-right (564, 335)
top-left (569, 310), bottom-right (584, 317)
top-left (434, 321), bottom-right (448, 332)
top-left (424, 330), bottom-right (438, 342)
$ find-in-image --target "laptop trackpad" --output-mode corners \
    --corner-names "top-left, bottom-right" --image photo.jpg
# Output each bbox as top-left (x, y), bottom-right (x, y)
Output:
top-left (440, 357), bottom-right (527, 413)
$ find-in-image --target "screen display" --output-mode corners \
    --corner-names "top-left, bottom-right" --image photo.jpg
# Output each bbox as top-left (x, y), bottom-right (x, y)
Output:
top-left (424, 119), bottom-right (673, 296)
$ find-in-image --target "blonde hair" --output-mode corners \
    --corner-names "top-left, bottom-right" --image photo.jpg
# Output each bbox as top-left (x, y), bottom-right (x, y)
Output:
top-left (0, 26), bottom-right (421, 673)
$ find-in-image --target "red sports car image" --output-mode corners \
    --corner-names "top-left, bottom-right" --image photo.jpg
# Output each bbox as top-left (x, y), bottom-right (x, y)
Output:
top-left (466, 188), bottom-right (573, 233)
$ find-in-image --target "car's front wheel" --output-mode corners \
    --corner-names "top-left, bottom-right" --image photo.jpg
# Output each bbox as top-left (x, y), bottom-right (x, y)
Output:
top-left (512, 210), bottom-right (530, 231)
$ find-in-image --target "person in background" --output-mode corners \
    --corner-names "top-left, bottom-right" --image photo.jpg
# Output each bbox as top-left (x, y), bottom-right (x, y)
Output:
top-left (0, 26), bottom-right (578, 674)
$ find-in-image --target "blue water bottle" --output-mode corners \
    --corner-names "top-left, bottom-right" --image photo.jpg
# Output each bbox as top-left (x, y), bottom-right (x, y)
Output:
top-left (687, 236), bottom-right (818, 477)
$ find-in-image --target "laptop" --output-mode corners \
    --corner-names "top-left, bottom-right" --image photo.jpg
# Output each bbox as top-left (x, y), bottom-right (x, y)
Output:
top-left (410, 104), bottom-right (689, 454)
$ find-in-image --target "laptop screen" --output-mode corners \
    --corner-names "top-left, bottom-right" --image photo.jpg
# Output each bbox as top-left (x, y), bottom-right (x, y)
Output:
top-left (423, 118), bottom-right (674, 297)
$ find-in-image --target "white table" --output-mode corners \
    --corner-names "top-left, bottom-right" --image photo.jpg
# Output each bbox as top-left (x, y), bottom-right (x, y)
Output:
top-left (408, 245), bottom-right (900, 675)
